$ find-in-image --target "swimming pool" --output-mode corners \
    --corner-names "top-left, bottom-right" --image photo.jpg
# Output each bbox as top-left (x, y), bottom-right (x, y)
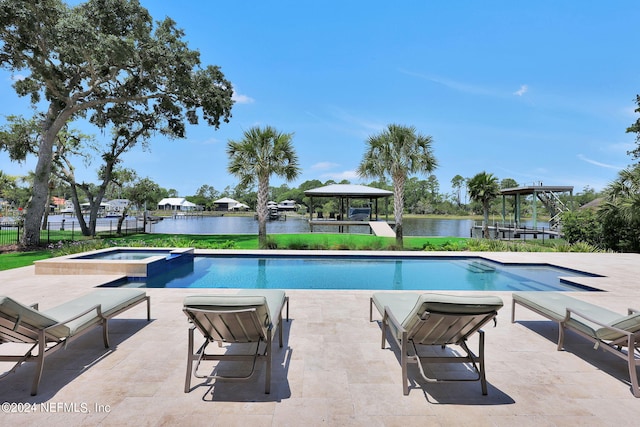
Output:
top-left (109, 255), bottom-right (602, 292)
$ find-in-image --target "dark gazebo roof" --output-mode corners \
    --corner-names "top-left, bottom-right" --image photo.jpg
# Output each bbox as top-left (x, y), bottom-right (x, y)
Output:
top-left (304, 184), bottom-right (393, 198)
top-left (500, 185), bottom-right (573, 196)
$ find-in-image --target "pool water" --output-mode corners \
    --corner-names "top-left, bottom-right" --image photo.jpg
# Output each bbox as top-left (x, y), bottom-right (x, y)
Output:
top-left (116, 256), bottom-right (601, 292)
top-left (76, 250), bottom-right (171, 261)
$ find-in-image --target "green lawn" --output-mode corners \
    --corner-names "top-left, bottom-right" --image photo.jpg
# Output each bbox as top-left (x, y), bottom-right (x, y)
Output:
top-left (0, 250), bottom-right (52, 271)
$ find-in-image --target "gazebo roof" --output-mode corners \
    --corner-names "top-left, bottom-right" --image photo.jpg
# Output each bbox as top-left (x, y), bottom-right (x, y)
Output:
top-left (500, 185), bottom-right (573, 196)
top-left (304, 184), bottom-right (393, 198)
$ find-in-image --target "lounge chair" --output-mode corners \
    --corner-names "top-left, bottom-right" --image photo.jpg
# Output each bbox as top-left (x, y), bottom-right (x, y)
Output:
top-left (183, 289), bottom-right (289, 394)
top-left (512, 291), bottom-right (640, 397)
top-left (0, 289), bottom-right (150, 395)
top-left (370, 292), bottom-right (503, 395)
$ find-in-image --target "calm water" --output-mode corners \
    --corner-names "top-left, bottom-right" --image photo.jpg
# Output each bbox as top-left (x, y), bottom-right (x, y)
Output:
top-left (76, 249), bottom-right (172, 260)
top-left (116, 255), bottom-right (598, 291)
top-left (148, 216), bottom-right (482, 237)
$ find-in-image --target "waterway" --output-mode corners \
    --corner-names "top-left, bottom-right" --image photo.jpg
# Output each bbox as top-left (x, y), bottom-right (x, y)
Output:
top-left (32, 214), bottom-right (548, 238)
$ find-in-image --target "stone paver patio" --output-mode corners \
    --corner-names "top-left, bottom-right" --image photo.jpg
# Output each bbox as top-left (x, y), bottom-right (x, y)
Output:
top-left (1, 251), bottom-right (639, 426)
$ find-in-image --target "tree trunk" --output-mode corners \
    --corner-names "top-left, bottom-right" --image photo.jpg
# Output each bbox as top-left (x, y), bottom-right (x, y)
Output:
top-left (256, 175), bottom-right (270, 249)
top-left (393, 174), bottom-right (405, 248)
top-left (483, 202), bottom-right (490, 239)
top-left (21, 105), bottom-right (70, 247)
top-left (69, 184), bottom-right (90, 236)
top-left (41, 192), bottom-right (50, 231)
top-left (117, 207), bottom-right (129, 234)
top-left (22, 133), bottom-right (54, 245)
top-left (86, 153), bottom-right (120, 236)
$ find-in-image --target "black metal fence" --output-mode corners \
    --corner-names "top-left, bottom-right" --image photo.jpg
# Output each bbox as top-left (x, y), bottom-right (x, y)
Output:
top-left (0, 219), bottom-right (145, 247)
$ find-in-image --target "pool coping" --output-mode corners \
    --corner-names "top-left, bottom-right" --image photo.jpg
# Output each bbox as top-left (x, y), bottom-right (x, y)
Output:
top-left (33, 247), bottom-right (194, 277)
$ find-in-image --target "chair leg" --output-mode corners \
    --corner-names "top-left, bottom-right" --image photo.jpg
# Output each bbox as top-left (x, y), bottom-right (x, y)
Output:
top-left (184, 327), bottom-right (195, 393)
top-left (401, 331), bottom-right (409, 395)
top-left (278, 312), bottom-right (283, 348)
top-left (557, 322), bottom-right (565, 351)
top-left (381, 311), bottom-right (389, 349)
top-left (627, 335), bottom-right (640, 398)
top-left (479, 330), bottom-right (487, 395)
top-left (265, 334), bottom-right (272, 394)
top-left (102, 319), bottom-right (110, 348)
top-left (31, 331), bottom-right (46, 396)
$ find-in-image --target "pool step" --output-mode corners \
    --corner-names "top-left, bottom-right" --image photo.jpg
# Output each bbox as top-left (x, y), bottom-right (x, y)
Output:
top-left (510, 280), bottom-right (550, 292)
top-left (467, 261), bottom-right (496, 274)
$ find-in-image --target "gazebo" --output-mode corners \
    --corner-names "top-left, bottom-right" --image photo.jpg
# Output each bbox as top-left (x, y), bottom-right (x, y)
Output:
top-left (500, 184), bottom-right (573, 231)
top-left (303, 184), bottom-right (394, 235)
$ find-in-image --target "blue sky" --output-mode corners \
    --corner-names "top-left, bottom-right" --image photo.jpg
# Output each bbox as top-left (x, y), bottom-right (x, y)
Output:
top-left (1, 1), bottom-right (639, 198)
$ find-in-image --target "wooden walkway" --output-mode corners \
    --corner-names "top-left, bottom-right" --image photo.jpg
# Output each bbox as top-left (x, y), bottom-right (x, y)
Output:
top-left (368, 221), bottom-right (395, 237)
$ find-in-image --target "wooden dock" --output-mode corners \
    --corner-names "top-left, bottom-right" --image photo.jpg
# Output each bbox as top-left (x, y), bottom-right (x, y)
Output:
top-left (368, 221), bottom-right (396, 237)
top-left (308, 219), bottom-right (395, 236)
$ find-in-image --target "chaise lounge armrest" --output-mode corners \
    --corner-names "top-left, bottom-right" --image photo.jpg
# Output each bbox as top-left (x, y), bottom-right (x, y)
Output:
top-left (564, 307), bottom-right (640, 342)
top-left (42, 304), bottom-right (104, 338)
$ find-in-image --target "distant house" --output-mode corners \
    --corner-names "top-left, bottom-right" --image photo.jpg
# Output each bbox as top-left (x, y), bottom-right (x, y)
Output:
top-left (230, 202), bottom-right (250, 211)
top-left (61, 200), bottom-right (75, 214)
top-left (106, 199), bottom-right (130, 216)
top-left (213, 197), bottom-right (241, 211)
top-left (277, 200), bottom-right (298, 211)
top-left (157, 197), bottom-right (197, 211)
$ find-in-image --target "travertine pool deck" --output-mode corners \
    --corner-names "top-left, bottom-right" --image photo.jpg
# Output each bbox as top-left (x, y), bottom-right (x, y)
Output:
top-left (1, 251), bottom-right (639, 426)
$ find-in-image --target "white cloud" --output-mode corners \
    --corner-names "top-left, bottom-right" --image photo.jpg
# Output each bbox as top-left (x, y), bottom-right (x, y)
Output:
top-left (605, 142), bottom-right (635, 155)
top-left (514, 84), bottom-right (528, 96)
top-left (622, 104), bottom-right (639, 117)
top-left (11, 74), bottom-right (26, 82)
top-left (329, 107), bottom-right (386, 134)
top-left (311, 162), bottom-right (339, 171)
top-left (232, 92), bottom-right (255, 104)
top-left (399, 69), bottom-right (494, 96)
top-left (321, 170), bottom-right (359, 181)
top-left (201, 137), bottom-right (220, 145)
top-left (577, 154), bottom-right (623, 170)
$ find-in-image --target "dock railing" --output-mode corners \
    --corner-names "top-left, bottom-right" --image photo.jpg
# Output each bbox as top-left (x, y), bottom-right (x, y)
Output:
top-left (471, 221), bottom-right (560, 242)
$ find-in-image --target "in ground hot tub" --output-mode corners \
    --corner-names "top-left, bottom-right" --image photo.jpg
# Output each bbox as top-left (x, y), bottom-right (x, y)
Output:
top-left (34, 247), bottom-right (194, 278)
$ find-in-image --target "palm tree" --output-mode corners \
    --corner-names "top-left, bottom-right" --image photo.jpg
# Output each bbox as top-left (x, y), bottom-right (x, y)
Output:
top-left (357, 124), bottom-right (437, 247)
top-left (467, 171), bottom-right (500, 238)
top-left (598, 164), bottom-right (640, 251)
top-left (227, 126), bottom-right (300, 248)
